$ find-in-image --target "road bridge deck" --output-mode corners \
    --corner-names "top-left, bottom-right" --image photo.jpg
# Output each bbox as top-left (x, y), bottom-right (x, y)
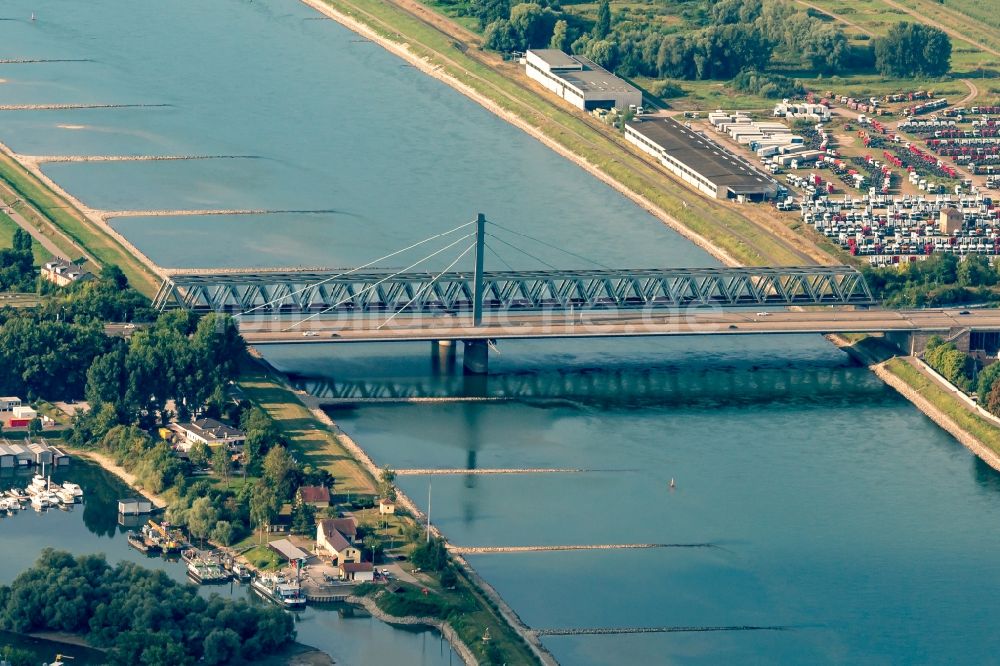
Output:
top-left (237, 308), bottom-right (996, 344)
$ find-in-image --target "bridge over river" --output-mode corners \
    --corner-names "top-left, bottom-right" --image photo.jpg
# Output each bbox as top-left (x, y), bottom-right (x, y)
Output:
top-left (150, 216), bottom-right (999, 371)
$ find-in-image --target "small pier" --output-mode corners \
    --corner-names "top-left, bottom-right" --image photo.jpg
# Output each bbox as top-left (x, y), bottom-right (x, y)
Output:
top-left (449, 543), bottom-right (717, 554)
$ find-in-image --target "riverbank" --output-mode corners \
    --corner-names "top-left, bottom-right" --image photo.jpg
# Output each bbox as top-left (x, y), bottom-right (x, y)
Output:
top-left (0, 142), bottom-right (162, 297)
top-left (307, 394), bottom-right (549, 665)
top-left (828, 333), bottom-right (1000, 473)
top-left (303, 0), bottom-right (822, 268)
top-left (62, 446), bottom-right (169, 509)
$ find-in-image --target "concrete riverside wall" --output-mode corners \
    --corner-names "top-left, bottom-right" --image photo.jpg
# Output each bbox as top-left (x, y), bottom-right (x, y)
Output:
top-left (873, 361), bottom-right (1000, 474)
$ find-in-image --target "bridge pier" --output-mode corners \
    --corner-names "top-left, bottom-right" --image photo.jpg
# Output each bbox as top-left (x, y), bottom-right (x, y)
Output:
top-left (431, 340), bottom-right (457, 374)
top-left (463, 339), bottom-right (489, 374)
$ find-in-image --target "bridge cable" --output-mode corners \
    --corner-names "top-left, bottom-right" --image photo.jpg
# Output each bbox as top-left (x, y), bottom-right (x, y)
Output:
top-left (485, 233), bottom-right (558, 270)
top-left (235, 219), bottom-right (477, 317)
top-left (284, 231), bottom-right (477, 329)
top-left (487, 220), bottom-right (612, 269)
top-left (483, 241), bottom-right (514, 271)
top-left (377, 240), bottom-right (478, 330)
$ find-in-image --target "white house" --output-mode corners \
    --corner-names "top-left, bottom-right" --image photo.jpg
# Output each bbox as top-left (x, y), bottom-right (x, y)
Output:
top-left (317, 519), bottom-right (362, 564)
top-left (12, 406), bottom-right (36, 420)
top-left (41, 258), bottom-right (93, 287)
top-left (0, 397), bottom-right (21, 412)
top-left (379, 498), bottom-right (396, 515)
top-left (176, 418), bottom-right (245, 451)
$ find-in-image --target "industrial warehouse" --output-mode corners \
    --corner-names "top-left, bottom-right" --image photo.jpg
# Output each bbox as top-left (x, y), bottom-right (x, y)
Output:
top-left (524, 49), bottom-right (642, 112)
top-left (624, 116), bottom-right (780, 201)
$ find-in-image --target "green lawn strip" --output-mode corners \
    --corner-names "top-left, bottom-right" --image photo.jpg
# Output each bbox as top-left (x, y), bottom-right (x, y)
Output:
top-left (237, 365), bottom-right (377, 497)
top-left (0, 154), bottom-right (160, 297)
top-left (0, 211), bottom-right (51, 264)
top-left (885, 357), bottom-right (1000, 456)
top-left (243, 544), bottom-right (285, 571)
top-left (325, 0), bottom-right (808, 267)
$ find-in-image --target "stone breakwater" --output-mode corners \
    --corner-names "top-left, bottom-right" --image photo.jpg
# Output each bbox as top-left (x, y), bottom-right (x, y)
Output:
top-left (394, 467), bottom-right (616, 475)
top-left (102, 208), bottom-right (342, 219)
top-left (0, 103), bottom-right (171, 110)
top-left (25, 155), bottom-right (260, 163)
top-left (535, 625), bottom-right (794, 636)
top-left (347, 595), bottom-right (479, 666)
top-left (302, 395), bottom-right (558, 666)
top-left (449, 543), bottom-right (717, 554)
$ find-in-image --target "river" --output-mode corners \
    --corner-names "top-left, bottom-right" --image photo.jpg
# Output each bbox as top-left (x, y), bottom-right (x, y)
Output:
top-left (0, 463), bottom-right (458, 665)
top-left (3, 0), bottom-right (1000, 664)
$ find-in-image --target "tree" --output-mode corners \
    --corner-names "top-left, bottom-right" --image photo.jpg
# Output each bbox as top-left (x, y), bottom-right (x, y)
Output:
top-left (508, 3), bottom-right (559, 50)
top-left (958, 256), bottom-right (997, 287)
top-left (212, 444), bottom-right (231, 485)
top-left (977, 362), bottom-right (1000, 403)
top-left (471, 0), bottom-right (510, 30)
top-left (440, 566), bottom-right (457, 589)
top-left (290, 501), bottom-right (316, 535)
top-left (593, 0), bottom-right (611, 39)
top-left (362, 534), bottom-right (381, 564)
top-left (249, 480), bottom-right (280, 543)
top-left (187, 496), bottom-right (219, 547)
top-left (874, 22), bottom-right (951, 77)
top-left (27, 417), bottom-right (42, 437)
top-left (483, 19), bottom-right (519, 53)
top-left (212, 520), bottom-right (235, 546)
top-left (549, 19), bottom-right (570, 52)
top-left (202, 628), bottom-right (241, 666)
top-left (987, 381), bottom-right (1000, 417)
top-left (378, 466), bottom-right (397, 500)
top-left (188, 441), bottom-right (209, 467)
top-left (262, 445), bottom-right (295, 499)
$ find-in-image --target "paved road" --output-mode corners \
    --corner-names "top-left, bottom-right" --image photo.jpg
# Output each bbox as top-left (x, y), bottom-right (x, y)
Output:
top-left (236, 308), bottom-right (998, 344)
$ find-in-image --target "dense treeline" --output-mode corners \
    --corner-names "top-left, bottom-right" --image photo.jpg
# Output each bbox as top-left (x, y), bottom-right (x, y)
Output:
top-left (0, 266), bottom-right (153, 401)
top-left (478, 0), bottom-right (863, 81)
top-left (0, 550), bottom-right (294, 666)
top-left (862, 255), bottom-right (1000, 308)
top-left (874, 22), bottom-right (951, 78)
top-left (924, 337), bottom-right (973, 391)
top-left (0, 229), bottom-right (36, 292)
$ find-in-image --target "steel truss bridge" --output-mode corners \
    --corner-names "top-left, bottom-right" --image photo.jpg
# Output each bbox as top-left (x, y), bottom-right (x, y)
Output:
top-left (153, 265), bottom-right (875, 314)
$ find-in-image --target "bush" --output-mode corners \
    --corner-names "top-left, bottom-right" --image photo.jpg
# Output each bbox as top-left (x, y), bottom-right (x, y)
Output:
top-left (730, 70), bottom-right (804, 99)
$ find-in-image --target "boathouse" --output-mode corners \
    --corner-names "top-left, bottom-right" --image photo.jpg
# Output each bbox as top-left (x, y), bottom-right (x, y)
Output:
top-left (339, 562), bottom-right (374, 582)
top-left (268, 538), bottom-right (312, 566)
top-left (118, 497), bottom-right (153, 515)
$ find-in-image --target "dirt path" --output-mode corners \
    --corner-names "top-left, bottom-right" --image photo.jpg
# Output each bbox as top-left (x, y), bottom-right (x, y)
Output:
top-left (959, 78), bottom-right (979, 106)
top-left (879, 0), bottom-right (1000, 58)
top-left (793, 0), bottom-right (874, 36)
top-left (0, 192), bottom-right (72, 259)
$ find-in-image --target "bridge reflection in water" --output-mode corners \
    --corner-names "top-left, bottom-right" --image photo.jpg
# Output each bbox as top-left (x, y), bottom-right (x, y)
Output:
top-left (294, 362), bottom-right (881, 407)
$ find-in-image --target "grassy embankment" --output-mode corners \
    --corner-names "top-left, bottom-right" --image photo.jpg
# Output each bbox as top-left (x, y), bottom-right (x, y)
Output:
top-left (0, 211), bottom-right (50, 264)
top-left (0, 153), bottom-right (160, 297)
top-left (884, 357), bottom-right (1000, 456)
top-left (358, 567), bottom-right (541, 665)
top-left (322, 0), bottom-right (811, 268)
top-left (237, 362), bottom-right (378, 499)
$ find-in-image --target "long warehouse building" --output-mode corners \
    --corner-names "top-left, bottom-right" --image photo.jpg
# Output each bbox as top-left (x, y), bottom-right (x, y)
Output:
top-left (525, 49), bottom-right (642, 112)
top-left (624, 116), bottom-right (780, 201)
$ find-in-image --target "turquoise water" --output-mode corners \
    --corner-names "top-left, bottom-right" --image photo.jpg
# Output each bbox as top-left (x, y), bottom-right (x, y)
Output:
top-left (271, 335), bottom-right (1000, 665)
top-left (0, 0), bottom-right (709, 270)
top-left (0, 462), bottom-right (457, 665)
